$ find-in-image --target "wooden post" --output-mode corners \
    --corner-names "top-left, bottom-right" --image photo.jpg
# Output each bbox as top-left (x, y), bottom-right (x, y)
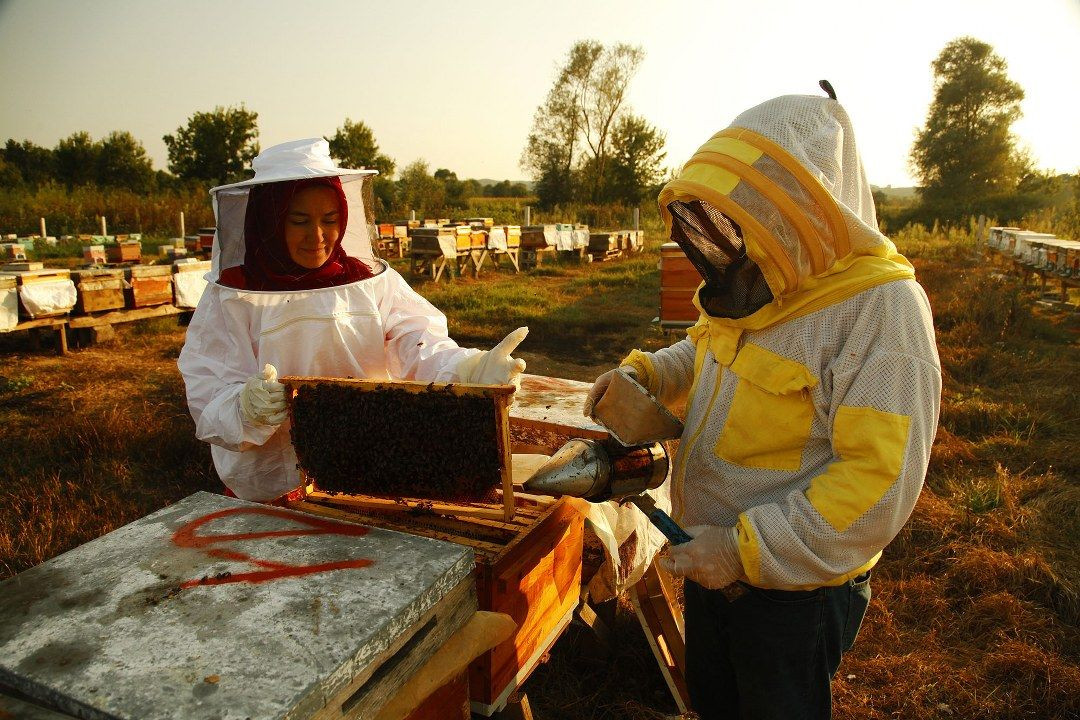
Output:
top-left (39, 217), bottom-right (46, 240)
top-left (179, 211), bottom-right (185, 239)
top-left (634, 207), bottom-right (640, 233)
top-left (524, 206), bottom-right (531, 226)
top-left (977, 215), bottom-right (986, 249)
top-left (410, 209), bottom-right (416, 223)
top-left (100, 215), bottom-right (107, 236)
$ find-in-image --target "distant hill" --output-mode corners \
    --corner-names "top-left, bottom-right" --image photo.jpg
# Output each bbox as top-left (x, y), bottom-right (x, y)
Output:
top-left (872, 185), bottom-right (918, 201)
top-left (475, 179), bottom-right (535, 191)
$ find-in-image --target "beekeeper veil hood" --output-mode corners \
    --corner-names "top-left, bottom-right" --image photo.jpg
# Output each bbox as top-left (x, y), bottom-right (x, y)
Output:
top-left (659, 84), bottom-right (911, 321)
top-left (207, 138), bottom-right (379, 284)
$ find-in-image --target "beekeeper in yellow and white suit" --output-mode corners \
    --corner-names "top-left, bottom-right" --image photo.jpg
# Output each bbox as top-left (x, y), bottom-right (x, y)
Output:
top-left (585, 85), bottom-right (941, 719)
top-left (179, 139), bottom-right (526, 502)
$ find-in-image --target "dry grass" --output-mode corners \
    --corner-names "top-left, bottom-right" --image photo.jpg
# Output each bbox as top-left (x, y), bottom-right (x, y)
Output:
top-left (1, 231), bottom-right (1078, 718)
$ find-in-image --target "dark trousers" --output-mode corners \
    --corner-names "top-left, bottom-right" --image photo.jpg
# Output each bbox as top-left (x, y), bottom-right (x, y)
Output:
top-left (684, 573), bottom-right (871, 720)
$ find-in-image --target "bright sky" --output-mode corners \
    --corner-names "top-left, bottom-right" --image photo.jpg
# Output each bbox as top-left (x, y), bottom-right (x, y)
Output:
top-left (0, 0), bottom-right (1077, 188)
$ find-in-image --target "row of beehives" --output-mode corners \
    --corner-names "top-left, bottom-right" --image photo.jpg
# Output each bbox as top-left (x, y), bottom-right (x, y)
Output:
top-left (390, 219), bottom-right (645, 259)
top-left (0, 259), bottom-right (211, 332)
top-left (986, 226), bottom-right (1080, 276)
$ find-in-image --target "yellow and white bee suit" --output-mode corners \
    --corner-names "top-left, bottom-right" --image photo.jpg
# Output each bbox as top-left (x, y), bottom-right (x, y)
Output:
top-left (179, 139), bottom-right (511, 502)
top-left (625, 96), bottom-right (942, 590)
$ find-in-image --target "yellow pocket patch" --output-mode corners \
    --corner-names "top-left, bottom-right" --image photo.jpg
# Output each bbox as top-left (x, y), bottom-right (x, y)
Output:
top-left (806, 405), bottom-right (911, 533)
top-left (715, 344), bottom-right (817, 471)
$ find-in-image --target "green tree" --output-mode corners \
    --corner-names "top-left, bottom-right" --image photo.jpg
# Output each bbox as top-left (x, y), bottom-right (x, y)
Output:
top-left (55, 132), bottom-right (101, 187)
top-left (163, 105), bottom-right (259, 185)
top-left (911, 37), bottom-right (1026, 213)
top-left (522, 40), bottom-right (646, 207)
top-left (97, 131), bottom-right (154, 191)
top-left (326, 119), bottom-right (395, 175)
top-left (1, 139), bottom-right (55, 186)
top-left (605, 114), bottom-right (666, 204)
top-left (396, 160), bottom-right (445, 214)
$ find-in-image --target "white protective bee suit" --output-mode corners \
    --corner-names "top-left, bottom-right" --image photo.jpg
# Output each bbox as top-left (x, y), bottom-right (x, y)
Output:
top-left (178, 139), bottom-right (507, 501)
top-left (621, 95), bottom-right (942, 590)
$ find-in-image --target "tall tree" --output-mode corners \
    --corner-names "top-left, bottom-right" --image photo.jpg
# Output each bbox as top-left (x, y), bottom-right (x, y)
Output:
top-left (522, 40), bottom-right (645, 206)
top-left (1, 139), bottom-right (55, 186)
top-left (163, 105), bottom-right (259, 185)
top-left (395, 160), bottom-right (444, 214)
top-left (55, 132), bottom-right (101, 187)
top-left (606, 114), bottom-right (666, 204)
top-left (911, 37), bottom-right (1026, 209)
top-left (97, 131), bottom-right (154, 191)
top-left (326, 119), bottom-right (395, 176)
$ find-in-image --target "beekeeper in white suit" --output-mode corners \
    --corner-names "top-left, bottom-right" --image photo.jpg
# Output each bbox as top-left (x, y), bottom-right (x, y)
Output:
top-left (178, 138), bottom-right (526, 502)
top-left (584, 84), bottom-right (941, 719)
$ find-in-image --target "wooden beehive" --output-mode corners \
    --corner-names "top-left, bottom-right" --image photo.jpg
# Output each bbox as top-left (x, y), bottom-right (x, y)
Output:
top-left (453, 225), bottom-right (473, 251)
top-left (378, 222), bottom-right (396, 239)
top-left (0, 267), bottom-right (76, 319)
top-left (289, 487), bottom-right (585, 714)
top-left (106, 241), bottom-right (141, 264)
top-left (72, 268), bottom-right (126, 313)
top-left (83, 244), bottom-right (106, 264)
top-left (470, 228), bottom-right (487, 249)
top-left (410, 226), bottom-right (457, 258)
top-left (124, 264), bottom-right (173, 308)
top-left (282, 376), bottom-right (517, 521)
top-left (197, 227), bottom-right (216, 252)
top-left (0, 275), bottom-right (16, 331)
top-left (520, 225), bottom-right (556, 250)
top-left (504, 225), bottom-right (521, 248)
top-left (660, 242), bottom-right (701, 328)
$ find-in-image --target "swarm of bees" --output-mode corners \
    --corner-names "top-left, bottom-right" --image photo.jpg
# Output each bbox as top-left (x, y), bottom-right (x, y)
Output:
top-left (290, 382), bottom-right (502, 502)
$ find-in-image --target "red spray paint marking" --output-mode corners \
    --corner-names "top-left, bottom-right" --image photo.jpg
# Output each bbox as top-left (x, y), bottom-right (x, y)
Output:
top-left (172, 507), bottom-right (374, 589)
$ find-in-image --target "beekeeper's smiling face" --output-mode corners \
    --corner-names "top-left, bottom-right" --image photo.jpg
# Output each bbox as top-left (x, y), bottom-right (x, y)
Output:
top-left (284, 186), bottom-right (341, 269)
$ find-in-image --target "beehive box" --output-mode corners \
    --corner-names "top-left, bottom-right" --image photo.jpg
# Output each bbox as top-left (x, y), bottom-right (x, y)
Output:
top-left (290, 486), bottom-right (585, 715)
top-left (0, 268), bottom-right (77, 319)
top-left (282, 377), bottom-right (516, 521)
top-left (197, 227), bottom-right (216, 252)
top-left (105, 241), bottom-right (141, 264)
top-left (72, 268), bottom-right (126, 314)
top-left (465, 217), bottom-right (495, 229)
top-left (0, 275), bottom-right (16, 331)
top-left (520, 225), bottom-right (556, 250)
top-left (1, 243), bottom-right (27, 260)
top-left (504, 225), bottom-right (521, 248)
top-left (453, 225), bottom-right (473, 251)
top-left (183, 235), bottom-right (200, 253)
top-left (588, 232), bottom-right (621, 257)
top-left (378, 222), bottom-right (395, 239)
top-left (470, 228), bottom-right (487, 250)
top-left (124, 264), bottom-right (173, 308)
top-left (83, 245), bottom-right (106, 264)
top-left (410, 227), bottom-right (457, 258)
top-left (660, 242), bottom-right (700, 328)
top-left (172, 259), bottom-right (211, 309)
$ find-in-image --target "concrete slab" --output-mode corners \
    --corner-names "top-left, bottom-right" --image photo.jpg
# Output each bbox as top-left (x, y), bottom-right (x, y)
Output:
top-left (0, 689), bottom-right (77, 719)
top-left (0, 491), bottom-right (474, 720)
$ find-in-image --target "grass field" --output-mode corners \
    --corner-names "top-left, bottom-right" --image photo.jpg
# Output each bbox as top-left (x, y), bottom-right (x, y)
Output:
top-left (1, 225), bottom-right (1078, 719)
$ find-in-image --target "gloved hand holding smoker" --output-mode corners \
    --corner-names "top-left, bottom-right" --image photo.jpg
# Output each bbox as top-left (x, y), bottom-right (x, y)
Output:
top-left (583, 83), bottom-right (942, 719)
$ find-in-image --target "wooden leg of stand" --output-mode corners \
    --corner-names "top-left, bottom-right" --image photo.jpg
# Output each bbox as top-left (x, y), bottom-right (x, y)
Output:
top-left (493, 692), bottom-right (534, 720)
top-left (630, 561), bottom-right (690, 714)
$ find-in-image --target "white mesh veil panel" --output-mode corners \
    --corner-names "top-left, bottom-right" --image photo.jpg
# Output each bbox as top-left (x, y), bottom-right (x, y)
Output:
top-left (207, 176), bottom-right (377, 284)
top-left (729, 95), bottom-right (887, 257)
top-left (668, 200), bottom-right (745, 285)
top-left (208, 188), bottom-right (249, 283)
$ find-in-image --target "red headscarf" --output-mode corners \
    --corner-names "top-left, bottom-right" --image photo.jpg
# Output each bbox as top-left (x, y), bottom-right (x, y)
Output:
top-left (218, 177), bottom-right (374, 290)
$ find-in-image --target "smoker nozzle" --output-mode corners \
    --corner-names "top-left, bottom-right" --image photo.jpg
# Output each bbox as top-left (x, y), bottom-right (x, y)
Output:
top-left (523, 438), bottom-right (668, 501)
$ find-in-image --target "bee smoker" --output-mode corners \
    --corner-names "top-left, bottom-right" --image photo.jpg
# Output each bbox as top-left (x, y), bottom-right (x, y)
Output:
top-left (522, 438), bottom-right (692, 546)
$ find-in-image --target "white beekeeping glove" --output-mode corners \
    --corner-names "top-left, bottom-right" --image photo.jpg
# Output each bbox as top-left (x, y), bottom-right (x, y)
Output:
top-left (582, 366), bottom-right (637, 418)
top-left (659, 525), bottom-right (744, 590)
top-left (455, 327), bottom-right (528, 389)
top-left (239, 364), bottom-right (288, 426)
